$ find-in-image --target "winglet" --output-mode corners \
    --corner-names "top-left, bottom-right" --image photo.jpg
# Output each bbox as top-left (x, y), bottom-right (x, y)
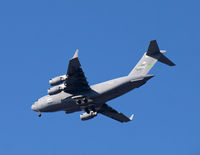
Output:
top-left (160, 50), bottom-right (166, 54)
top-left (129, 114), bottom-right (134, 121)
top-left (72, 49), bottom-right (79, 59)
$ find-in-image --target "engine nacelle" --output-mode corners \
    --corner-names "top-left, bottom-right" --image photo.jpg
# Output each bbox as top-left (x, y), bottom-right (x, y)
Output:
top-left (80, 111), bottom-right (97, 121)
top-left (49, 75), bottom-right (68, 86)
top-left (48, 84), bottom-right (66, 95)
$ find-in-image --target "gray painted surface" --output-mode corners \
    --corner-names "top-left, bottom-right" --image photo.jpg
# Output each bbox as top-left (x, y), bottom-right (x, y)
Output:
top-left (31, 40), bottom-right (175, 122)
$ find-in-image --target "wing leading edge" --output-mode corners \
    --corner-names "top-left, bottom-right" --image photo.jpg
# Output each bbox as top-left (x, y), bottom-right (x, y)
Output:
top-left (98, 103), bottom-right (134, 123)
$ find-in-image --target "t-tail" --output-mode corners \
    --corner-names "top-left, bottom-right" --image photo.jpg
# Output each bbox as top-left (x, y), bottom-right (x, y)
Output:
top-left (128, 40), bottom-right (175, 77)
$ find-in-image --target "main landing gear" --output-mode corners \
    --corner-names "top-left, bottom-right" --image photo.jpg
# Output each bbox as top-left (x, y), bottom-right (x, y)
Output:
top-left (85, 106), bottom-right (96, 114)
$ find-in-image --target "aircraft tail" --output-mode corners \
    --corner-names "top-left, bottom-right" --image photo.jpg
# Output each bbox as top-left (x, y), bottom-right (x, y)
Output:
top-left (128, 40), bottom-right (175, 77)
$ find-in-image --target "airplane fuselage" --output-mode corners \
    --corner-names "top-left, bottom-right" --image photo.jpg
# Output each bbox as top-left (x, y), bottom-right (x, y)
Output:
top-left (31, 75), bottom-right (149, 114)
top-left (31, 40), bottom-right (174, 122)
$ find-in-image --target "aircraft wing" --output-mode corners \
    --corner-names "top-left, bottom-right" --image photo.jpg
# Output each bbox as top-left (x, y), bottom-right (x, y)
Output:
top-left (98, 103), bottom-right (134, 123)
top-left (64, 50), bottom-right (90, 92)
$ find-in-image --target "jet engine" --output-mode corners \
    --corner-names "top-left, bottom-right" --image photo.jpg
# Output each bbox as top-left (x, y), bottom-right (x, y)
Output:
top-left (80, 111), bottom-right (97, 121)
top-left (49, 75), bottom-right (68, 86)
top-left (48, 84), bottom-right (66, 95)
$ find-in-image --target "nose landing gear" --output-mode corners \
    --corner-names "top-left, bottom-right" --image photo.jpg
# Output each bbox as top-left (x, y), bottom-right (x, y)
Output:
top-left (38, 112), bottom-right (41, 117)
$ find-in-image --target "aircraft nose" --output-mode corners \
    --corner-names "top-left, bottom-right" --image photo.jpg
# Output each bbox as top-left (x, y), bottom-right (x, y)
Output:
top-left (31, 104), bottom-right (37, 111)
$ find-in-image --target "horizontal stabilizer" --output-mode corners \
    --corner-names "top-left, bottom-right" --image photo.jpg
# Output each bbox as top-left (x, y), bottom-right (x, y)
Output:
top-left (158, 54), bottom-right (175, 66)
top-left (130, 74), bottom-right (154, 82)
top-left (146, 40), bottom-right (175, 66)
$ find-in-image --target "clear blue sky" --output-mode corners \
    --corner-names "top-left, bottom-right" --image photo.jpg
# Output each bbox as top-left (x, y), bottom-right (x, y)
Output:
top-left (0, 0), bottom-right (199, 154)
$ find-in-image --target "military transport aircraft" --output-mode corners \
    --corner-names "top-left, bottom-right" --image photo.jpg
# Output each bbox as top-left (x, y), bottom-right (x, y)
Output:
top-left (31, 40), bottom-right (175, 122)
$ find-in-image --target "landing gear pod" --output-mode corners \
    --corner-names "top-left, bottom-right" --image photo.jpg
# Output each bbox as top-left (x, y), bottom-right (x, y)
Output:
top-left (80, 111), bottom-right (97, 120)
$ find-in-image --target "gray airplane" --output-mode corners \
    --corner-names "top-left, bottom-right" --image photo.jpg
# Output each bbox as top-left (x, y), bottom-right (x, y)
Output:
top-left (31, 40), bottom-right (175, 122)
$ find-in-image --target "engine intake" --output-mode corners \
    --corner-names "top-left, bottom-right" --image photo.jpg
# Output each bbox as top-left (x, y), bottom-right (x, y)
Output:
top-left (80, 111), bottom-right (97, 121)
top-left (49, 75), bottom-right (68, 86)
top-left (48, 84), bottom-right (66, 95)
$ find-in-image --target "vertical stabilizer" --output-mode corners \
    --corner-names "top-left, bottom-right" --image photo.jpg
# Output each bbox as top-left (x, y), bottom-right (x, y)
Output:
top-left (128, 40), bottom-right (175, 77)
